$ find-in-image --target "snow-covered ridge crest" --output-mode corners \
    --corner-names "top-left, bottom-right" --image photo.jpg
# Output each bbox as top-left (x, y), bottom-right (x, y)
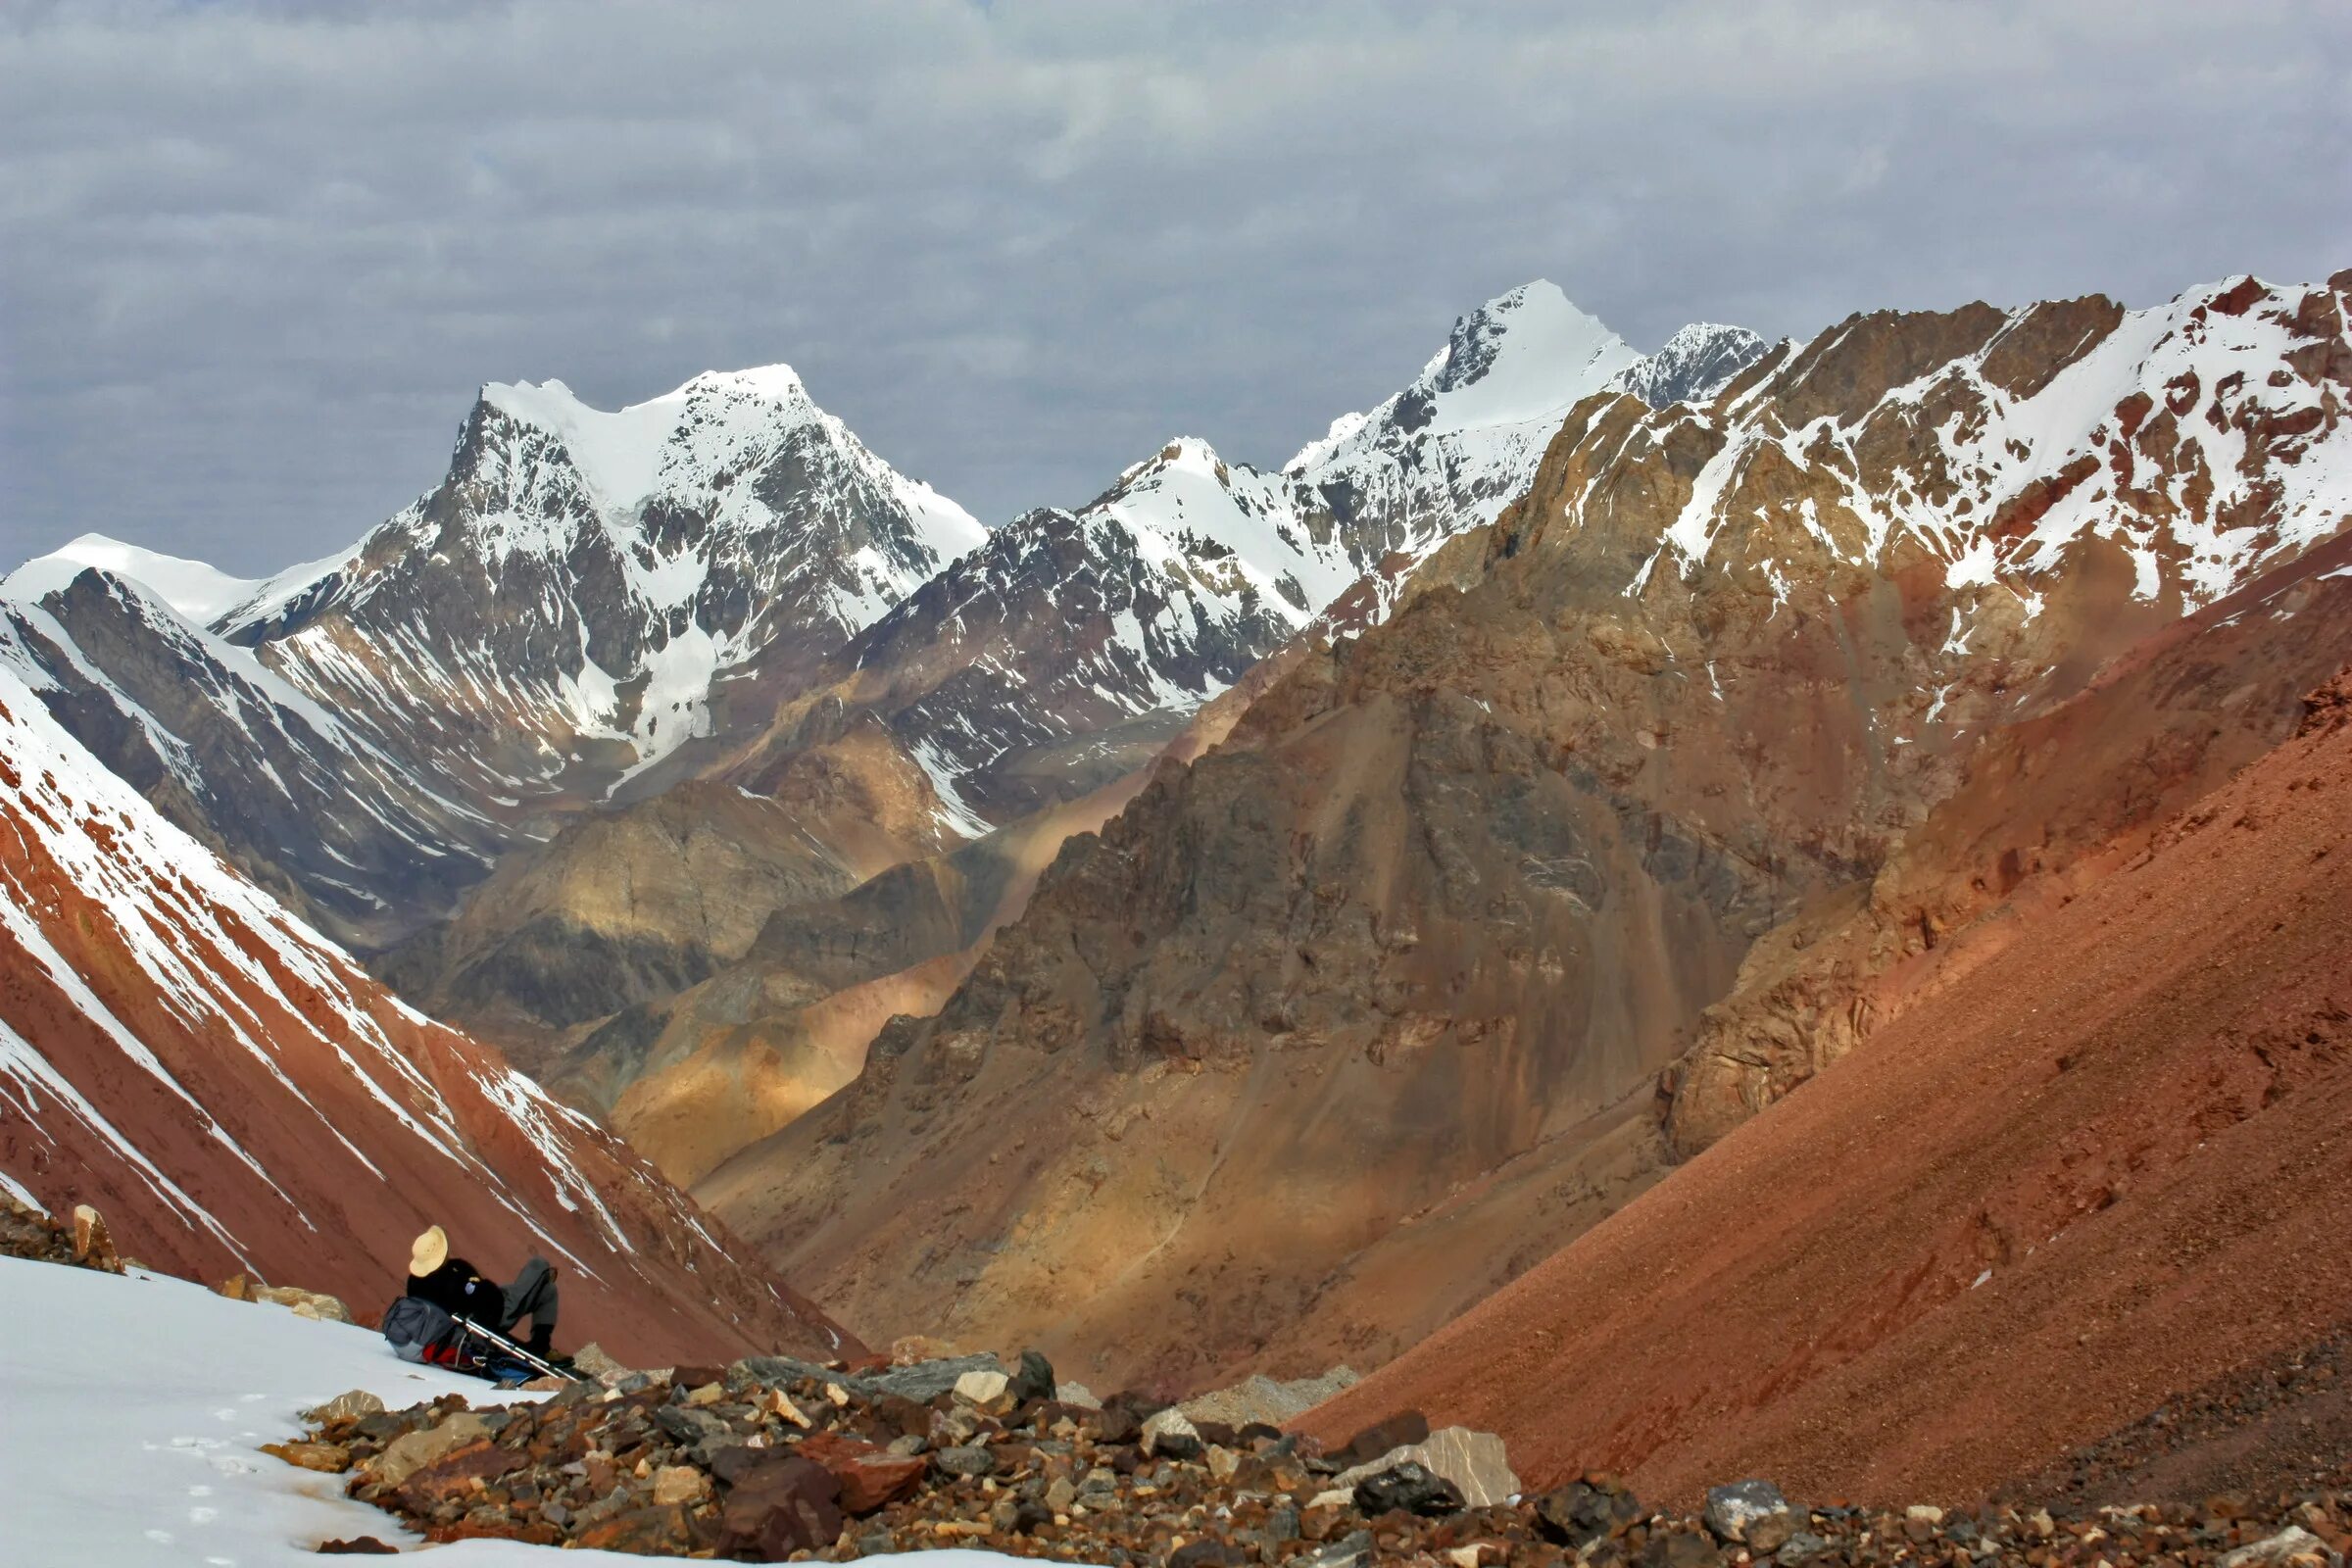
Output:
top-left (476, 363), bottom-right (824, 516)
top-left (8, 534), bottom-right (261, 625)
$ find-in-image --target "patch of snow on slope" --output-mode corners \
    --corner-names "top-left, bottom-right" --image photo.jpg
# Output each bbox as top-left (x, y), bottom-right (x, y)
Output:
top-left (0, 1256), bottom-right (1063, 1567)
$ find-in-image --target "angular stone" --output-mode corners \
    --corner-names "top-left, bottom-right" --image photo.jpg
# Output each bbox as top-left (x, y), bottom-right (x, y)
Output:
top-left (1142, 1407), bottom-right (1200, 1455)
top-left (1006, 1348), bottom-right (1056, 1405)
top-left (1055, 1380), bottom-right (1102, 1409)
top-left (654, 1402), bottom-right (731, 1451)
top-left (651, 1464), bottom-right (710, 1505)
top-left (261, 1440), bottom-right (349, 1473)
top-left (1183, 1367), bottom-right (1361, 1430)
top-left (954, 1367), bottom-right (1011, 1406)
top-left (396, 1439), bottom-right (525, 1508)
top-left (253, 1283), bottom-right (353, 1323)
top-left (1746, 1512), bottom-right (1797, 1554)
top-left (1536, 1478), bottom-right (1643, 1547)
top-left (932, 1444), bottom-right (996, 1478)
top-left (70, 1203), bottom-right (118, 1269)
top-left (1774, 1530), bottom-right (1832, 1565)
top-left (1703, 1480), bottom-right (1792, 1544)
top-left (316, 1539), bottom-right (398, 1555)
top-left (573, 1504), bottom-right (699, 1555)
top-left (310, 1392), bottom-right (383, 1429)
top-left (1350, 1459), bottom-right (1464, 1518)
top-left (368, 1412), bottom-right (490, 1488)
top-left (716, 1453), bottom-right (844, 1559)
top-left (1333, 1427), bottom-right (1518, 1508)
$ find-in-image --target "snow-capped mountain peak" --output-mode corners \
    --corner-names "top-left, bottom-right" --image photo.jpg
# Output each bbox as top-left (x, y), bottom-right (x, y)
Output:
top-left (1613, 322), bottom-right (1771, 409)
top-left (7, 535), bottom-right (260, 626)
top-left (1421, 279), bottom-right (1637, 420)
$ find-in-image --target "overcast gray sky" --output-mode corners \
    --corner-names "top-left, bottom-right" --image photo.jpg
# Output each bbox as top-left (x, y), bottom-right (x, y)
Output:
top-left (2, 0), bottom-right (2346, 576)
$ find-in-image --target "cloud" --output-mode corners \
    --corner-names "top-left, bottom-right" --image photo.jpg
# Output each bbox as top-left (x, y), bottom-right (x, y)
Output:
top-left (2, 0), bottom-right (2346, 573)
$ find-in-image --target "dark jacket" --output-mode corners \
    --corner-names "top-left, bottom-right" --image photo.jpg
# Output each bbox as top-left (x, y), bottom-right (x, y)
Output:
top-left (405, 1256), bottom-right (499, 1322)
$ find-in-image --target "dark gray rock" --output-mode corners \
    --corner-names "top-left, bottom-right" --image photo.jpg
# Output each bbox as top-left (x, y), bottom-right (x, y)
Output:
top-left (1350, 1460), bottom-right (1463, 1518)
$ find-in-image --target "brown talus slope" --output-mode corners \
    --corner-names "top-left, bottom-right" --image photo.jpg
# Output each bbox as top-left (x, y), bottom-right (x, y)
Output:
top-left (705, 271), bottom-right (2352, 1390)
top-left (1303, 657), bottom-right (2352, 1505)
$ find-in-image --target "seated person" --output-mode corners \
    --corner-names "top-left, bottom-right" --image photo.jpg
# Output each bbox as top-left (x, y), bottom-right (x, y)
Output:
top-left (404, 1224), bottom-right (563, 1361)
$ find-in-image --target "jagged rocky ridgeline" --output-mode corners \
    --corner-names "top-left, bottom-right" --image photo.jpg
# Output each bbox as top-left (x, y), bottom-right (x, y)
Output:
top-left (290, 1348), bottom-right (2352, 1566)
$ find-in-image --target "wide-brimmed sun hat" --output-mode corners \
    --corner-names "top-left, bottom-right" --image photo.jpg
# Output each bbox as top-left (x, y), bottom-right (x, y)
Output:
top-left (410, 1224), bottom-right (448, 1276)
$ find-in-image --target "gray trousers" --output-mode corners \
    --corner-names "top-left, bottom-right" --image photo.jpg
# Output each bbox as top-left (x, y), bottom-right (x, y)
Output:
top-left (497, 1256), bottom-right (559, 1336)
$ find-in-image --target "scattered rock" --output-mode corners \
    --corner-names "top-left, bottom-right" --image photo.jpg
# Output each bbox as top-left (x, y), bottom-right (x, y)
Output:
top-left (315, 1537), bottom-right (398, 1555)
top-left (931, 1444), bottom-right (996, 1478)
top-left (953, 1367), bottom-right (1010, 1406)
top-left (261, 1441), bottom-right (350, 1473)
top-left (305, 1389), bottom-right (384, 1424)
top-left (365, 1411), bottom-right (490, 1489)
top-left (568, 1342), bottom-right (629, 1383)
top-left (1006, 1348), bottom-right (1056, 1405)
top-left (2222, 1527), bottom-right (2342, 1568)
top-left (70, 1203), bottom-right (118, 1269)
top-left (1143, 1406), bottom-right (1201, 1456)
top-left (1350, 1459), bottom-right (1465, 1517)
top-left (1536, 1476), bottom-right (1643, 1546)
top-left (253, 1284), bottom-right (353, 1323)
top-left (1705, 1479), bottom-right (1794, 1544)
top-left (300, 1346), bottom-right (2352, 1568)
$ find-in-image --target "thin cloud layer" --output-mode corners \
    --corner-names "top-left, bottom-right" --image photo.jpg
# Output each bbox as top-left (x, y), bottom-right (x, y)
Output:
top-left (2, 0), bottom-right (2345, 573)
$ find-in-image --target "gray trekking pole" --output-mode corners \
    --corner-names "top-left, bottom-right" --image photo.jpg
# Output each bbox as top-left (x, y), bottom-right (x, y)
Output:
top-left (456, 1315), bottom-right (584, 1383)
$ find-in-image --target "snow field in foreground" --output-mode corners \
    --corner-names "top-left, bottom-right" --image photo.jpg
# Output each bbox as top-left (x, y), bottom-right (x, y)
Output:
top-left (0, 1255), bottom-right (1057, 1566)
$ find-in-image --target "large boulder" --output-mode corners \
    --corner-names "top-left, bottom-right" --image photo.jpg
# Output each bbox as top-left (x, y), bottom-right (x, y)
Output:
top-left (1333, 1426), bottom-right (1519, 1508)
top-left (714, 1452), bottom-right (843, 1558)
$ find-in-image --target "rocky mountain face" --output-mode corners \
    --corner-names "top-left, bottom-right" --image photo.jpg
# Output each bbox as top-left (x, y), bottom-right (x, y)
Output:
top-left (1304, 638), bottom-right (2352, 1503)
top-left (738, 280), bottom-right (1754, 833)
top-left (0, 554), bottom-right (509, 948)
top-left (1, 368), bottom-right (984, 954)
top-left (379, 702), bottom-right (966, 1080)
top-left (1613, 323), bottom-right (1771, 410)
top-left (703, 270), bottom-right (2352, 1391)
top-left (375, 285), bottom-right (1763, 1153)
top-left (0, 662), bottom-right (850, 1365)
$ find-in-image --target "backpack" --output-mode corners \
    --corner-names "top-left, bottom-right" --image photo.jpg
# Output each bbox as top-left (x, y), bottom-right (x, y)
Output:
top-left (381, 1294), bottom-right (457, 1364)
